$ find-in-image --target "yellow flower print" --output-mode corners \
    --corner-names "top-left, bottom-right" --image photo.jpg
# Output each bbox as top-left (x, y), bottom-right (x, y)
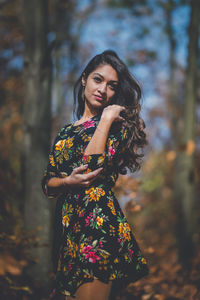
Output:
top-left (67, 238), bottom-right (72, 248)
top-left (79, 243), bottom-right (84, 253)
top-left (109, 225), bottom-right (115, 236)
top-left (107, 200), bottom-right (116, 215)
top-left (118, 222), bottom-right (131, 241)
top-left (63, 266), bottom-right (67, 272)
top-left (108, 200), bottom-right (114, 209)
top-left (66, 239), bottom-right (78, 258)
top-left (97, 154), bottom-right (105, 166)
top-left (107, 138), bottom-right (113, 147)
top-left (82, 135), bottom-right (91, 143)
top-left (62, 215), bottom-right (70, 227)
top-left (63, 203), bottom-right (74, 214)
top-left (76, 207), bottom-right (85, 217)
top-left (55, 140), bottom-right (65, 151)
top-left (100, 251), bottom-right (109, 259)
top-left (114, 258), bottom-right (119, 263)
top-left (83, 167), bottom-right (92, 174)
top-left (123, 128), bottom-right (127, 139)
top-left (109, 273), bottom-right (116, 280)
top-left (85, 187), bottom-right (105, 202)
top-left (65, 137), bottom-right (74, 149)
top-left (96, 217), bottom-right (103, 226)
top-left (63, 149), bottom-right (69, 160)
top-left (49, 154), bottom-right (55, 166)
top-left (141, 257), bottom-right (147, 264)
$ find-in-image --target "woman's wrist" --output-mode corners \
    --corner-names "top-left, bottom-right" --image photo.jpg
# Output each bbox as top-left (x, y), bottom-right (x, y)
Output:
top-left (62, 176), bottom-right (71, 189)
top-left (47, 176), bottom-right (72, 195)
top-left (100, 114), bottom-right (114, 125)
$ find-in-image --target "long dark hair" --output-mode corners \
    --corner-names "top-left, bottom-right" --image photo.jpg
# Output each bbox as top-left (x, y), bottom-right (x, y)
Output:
top-left (73, 50), bottom-right (148, 174)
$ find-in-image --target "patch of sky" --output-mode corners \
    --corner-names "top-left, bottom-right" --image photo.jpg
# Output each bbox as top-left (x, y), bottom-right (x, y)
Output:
top-left (48, 31), bottom-right (56, 44)
top-left (1, 49), bottom-right (13, 59)
top-left (131, 65), bottom-right (151, 85)
top-left (79, 6), bottom-right (132, 51)
top-left (76, 0), bottom-right (92, 11)
top-left (171, 4), bottom-right (190, 68)
top-left (144, 93), bottom-right (165, 110)
top-left (7, 55), bottom-right (23, 70)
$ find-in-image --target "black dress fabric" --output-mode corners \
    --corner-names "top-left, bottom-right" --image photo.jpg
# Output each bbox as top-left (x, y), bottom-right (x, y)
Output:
top-left (42, 112), bottom-right (150, 298)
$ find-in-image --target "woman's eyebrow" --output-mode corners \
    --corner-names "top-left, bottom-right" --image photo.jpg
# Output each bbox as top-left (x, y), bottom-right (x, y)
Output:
top-left (93, 72), bottom-right (119, 83)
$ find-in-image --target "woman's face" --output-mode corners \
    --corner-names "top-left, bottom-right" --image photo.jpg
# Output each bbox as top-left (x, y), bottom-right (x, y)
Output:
top-left (82, 64), bottom-right (119, 111)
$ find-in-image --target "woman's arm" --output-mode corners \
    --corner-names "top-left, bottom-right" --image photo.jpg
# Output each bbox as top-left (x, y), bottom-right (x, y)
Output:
top-left (83, 115), bottom-right (113, 155)
top-left (81, 105), bottom-right (127, 173)
top-left (84, 105), bottom-right (126, 156)
top-left (46, 164), bottom-right (103, 196)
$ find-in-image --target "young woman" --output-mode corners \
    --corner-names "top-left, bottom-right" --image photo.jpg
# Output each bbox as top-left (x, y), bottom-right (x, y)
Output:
top-left (42, 50), bottom-right (150, 300)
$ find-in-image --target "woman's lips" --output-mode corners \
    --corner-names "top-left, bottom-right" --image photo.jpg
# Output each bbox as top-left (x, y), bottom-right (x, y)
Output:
top-left (94, 95), bottom-right (104, 101)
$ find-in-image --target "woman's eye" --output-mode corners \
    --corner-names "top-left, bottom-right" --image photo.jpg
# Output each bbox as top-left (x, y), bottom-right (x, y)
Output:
top-left (94, 77), bottom-right (101, 82)
top-left (109, 84), bottom-right (117, 91)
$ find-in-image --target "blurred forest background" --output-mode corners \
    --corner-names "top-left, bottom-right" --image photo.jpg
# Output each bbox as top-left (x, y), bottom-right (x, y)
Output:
top-left (0, 0), bottom-right (200, 299)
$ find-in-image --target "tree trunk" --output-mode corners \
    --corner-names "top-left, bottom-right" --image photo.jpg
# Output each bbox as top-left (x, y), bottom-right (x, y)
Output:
top-left (165, 0), bottom-right (179, 146)
top-left (174, 0), bottom-right (199, 267)
top-left (23, 0), bottom-right (52, 288)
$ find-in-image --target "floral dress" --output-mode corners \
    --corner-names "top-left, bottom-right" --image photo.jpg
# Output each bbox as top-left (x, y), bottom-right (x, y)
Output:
top-left (42, 112), bottom-right (149, 298)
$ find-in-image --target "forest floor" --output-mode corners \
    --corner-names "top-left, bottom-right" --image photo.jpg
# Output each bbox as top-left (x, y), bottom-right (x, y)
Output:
top-left (118, 192), bottom-right (200, 300)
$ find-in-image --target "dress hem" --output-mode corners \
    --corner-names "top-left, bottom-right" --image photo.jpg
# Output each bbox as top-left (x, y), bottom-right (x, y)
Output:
top-left (54, 267), bottom-right (150, 298)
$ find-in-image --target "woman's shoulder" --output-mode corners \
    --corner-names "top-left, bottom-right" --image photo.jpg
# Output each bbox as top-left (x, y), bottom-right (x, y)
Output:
top-left (54, 122), bottom-right (74, 142)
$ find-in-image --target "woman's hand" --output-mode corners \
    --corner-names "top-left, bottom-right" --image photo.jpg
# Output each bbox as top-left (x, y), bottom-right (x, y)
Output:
top-left (101, 104), bottom-right (126, 124)
top-left (63, 164), bottom-right (103, 190)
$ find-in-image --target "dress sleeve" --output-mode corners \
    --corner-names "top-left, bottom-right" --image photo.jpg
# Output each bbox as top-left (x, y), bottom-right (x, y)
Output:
top-left (81, 123), bottom-right (129, 172)
top-left (41, 144), bottom-right (60, 198)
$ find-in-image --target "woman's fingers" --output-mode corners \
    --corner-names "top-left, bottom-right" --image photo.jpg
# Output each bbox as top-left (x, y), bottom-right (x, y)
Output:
top-left (73, 164), bottom-right (88, 174)
top-left (73, 165), bottom-right (102, 177)
top-left (84, 167), bottom-right (103, 179)
top-left (82, 168), bottom-right (103, 186)
top-left (70, 166), bottom-right (103, 188)
top-left (102, 104), bottom-right (126, 123)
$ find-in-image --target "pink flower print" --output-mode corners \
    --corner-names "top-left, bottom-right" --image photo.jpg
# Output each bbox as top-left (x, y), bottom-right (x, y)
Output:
top-left (83, 120), bottom-right (95, 129)
top-left (99, 241), bottom-right (103, 248)
top-left (128, 249), bottom-right (134, 257)
top-left (117, 238), bottom-right (121, 243)
top-left (82, 245), bottom-right (93, 254)
top-left (68, 264), bottom-right (72, 271)
top-left (83, 154), bottom-right (88, 161)
top-left (108, 146), bottom-right (115, 161)
top-left (85, 251), bottom-right (101, 263)
top-left (85, 216), bottom-right (90, 227)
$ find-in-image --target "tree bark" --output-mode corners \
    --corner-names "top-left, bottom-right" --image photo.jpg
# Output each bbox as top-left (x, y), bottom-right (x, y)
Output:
top-left (174, 0), bottom-right (199, 267)
top-left (23, 0), bottom-right (52, 287)
top-left (165, 0), bottom-right (179, 145)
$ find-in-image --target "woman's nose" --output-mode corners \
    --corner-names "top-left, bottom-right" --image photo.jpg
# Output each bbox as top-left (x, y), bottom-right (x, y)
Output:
top-left (98, 83), bottom-right (107, 94)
